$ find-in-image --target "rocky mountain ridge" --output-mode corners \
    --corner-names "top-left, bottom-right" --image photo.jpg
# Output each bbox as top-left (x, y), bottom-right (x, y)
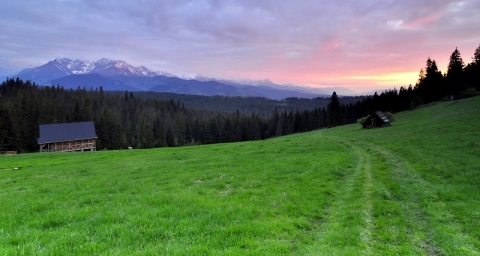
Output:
top-left (13, 58), bottom-right (354, 99)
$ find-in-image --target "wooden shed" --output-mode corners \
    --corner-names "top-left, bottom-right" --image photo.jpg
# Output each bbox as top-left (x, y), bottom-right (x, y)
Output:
top-left (38, 121), bottom-right (97, 152)
top-left (363, 111), bottom-right (391, 128)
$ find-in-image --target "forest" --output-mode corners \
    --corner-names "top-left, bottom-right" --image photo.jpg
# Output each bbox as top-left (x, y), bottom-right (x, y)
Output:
top-left (130, 91), bottom-right (364, 116)
top-left (1, 44), bottom-right (479, 153)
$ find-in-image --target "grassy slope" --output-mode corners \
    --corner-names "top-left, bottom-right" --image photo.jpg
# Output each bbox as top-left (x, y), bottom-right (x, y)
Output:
top-left (1, 96), bottom-right (479, 255)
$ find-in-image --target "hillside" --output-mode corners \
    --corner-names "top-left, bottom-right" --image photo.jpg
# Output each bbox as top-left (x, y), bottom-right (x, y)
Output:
top-left (1, 96), bottom-right (479, 255)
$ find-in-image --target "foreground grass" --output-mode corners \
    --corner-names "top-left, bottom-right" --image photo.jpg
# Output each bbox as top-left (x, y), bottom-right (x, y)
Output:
top-left (1, 96), bottom-right (479, 255)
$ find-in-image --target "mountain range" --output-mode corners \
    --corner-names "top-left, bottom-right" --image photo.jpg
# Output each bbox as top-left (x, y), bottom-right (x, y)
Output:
top-left (13, 58), bottom-right (356, 99)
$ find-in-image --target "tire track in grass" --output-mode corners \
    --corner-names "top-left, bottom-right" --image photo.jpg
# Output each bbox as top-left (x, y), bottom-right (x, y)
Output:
top-left (361, 141), bottom-right (479, 255)
top-left (335, 137), bottom-right (479, 255)
top-left (337, 138), bottom-right (374, 255)
top-left (322, 136), bottom-right (427, 254)
top-left (334, 136), bottom-right (430, 254)
top-left (312, 136), bottom-right (374, 255)
top-left (309, 134), bottom-right (478, 255)
top-left (355, 139), bottom-right (427, 254)
top-left (334, 137), bottom-right (375, 256)
top-left (365, 141), bottom-right (435, 254)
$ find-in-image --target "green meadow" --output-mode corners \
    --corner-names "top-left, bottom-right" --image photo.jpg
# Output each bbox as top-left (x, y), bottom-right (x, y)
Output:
top-left (1, 96), bottom-right (479, 255)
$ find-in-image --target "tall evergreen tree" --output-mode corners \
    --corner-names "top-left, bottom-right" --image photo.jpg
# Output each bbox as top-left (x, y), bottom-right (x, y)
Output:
top-left (447, 47), bottom-right (465, 95)
top-left (415, 57), bottom-right (445, 102)
top-left (327, 91), bottom-right (341, 127)
top-left (0, 107), bottom-right (16, 151)
top-left (473, 43), bottom-right (480, 64)
top-left (417, 68), bottom-right (426, 84)
top-left (139, 116), bottom-right (155, 148)
top-left (166, 127), bottom-right (175, 147)
top-left (465, 43), bottom-right (480, 91)
top-left (448, 47), bottom-right (465, 74)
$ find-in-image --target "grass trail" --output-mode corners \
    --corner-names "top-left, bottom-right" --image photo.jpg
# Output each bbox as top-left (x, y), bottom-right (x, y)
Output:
top-left (311, 136), bottom-right (375, 255)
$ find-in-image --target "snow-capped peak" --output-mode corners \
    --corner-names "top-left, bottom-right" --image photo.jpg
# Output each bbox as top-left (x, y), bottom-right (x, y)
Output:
top-left (48, 58), bottom-right (94, 75)
top-left (44, 58), bottom-right (167, 77)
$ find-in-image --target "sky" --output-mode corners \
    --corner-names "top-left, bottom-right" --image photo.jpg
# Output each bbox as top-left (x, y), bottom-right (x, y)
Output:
top-left (1, 0), bottom-right (479, 92)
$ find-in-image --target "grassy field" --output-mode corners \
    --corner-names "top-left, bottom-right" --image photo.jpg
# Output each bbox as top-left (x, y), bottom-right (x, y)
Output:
top-left (1, 96), bottom-right (479, 255)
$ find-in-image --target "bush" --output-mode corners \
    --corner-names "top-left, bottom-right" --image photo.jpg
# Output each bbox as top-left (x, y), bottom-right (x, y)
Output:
top-left (357, 116), bottom-right (368, 126)
top-left (460, 87), bottom-right (480, 99)
top-left (410, 97), bottom-right (423, 109)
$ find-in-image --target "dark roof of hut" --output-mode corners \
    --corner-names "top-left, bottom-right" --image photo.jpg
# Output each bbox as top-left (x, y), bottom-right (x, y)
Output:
top-left (38, 121), bottom-right (97, 144)
top-left (374, 111), bottom-right (390, 123)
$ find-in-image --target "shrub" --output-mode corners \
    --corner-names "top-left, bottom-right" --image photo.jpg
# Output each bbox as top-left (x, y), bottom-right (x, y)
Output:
top-left (357, 116), bottom-right (368, 127)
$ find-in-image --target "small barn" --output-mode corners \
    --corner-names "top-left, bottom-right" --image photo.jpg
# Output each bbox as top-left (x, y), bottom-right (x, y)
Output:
top-left (362, 111), bottom-right (391, 128)
top-left (38, 121), bottom-right (98, 152)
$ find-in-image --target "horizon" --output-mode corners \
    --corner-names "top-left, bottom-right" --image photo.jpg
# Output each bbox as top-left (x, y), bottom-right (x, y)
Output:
top-left (1, 57), bottom-right (381, 95)
top-left (1, 1), bottom-right (479, 92)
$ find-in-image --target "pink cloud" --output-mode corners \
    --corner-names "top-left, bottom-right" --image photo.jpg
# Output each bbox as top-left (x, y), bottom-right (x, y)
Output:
top-left (403, 13), bottom-right (442, 28)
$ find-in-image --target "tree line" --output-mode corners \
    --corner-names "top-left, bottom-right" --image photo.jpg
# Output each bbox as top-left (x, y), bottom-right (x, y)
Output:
top-left (132, 91), bottom-right (365, 116)
top-left (0, 79), bottom-right (336, 152)
top-left (1, 44), bottom-right (479, 152)
top-left (359, 44), bottom-right (480, 112)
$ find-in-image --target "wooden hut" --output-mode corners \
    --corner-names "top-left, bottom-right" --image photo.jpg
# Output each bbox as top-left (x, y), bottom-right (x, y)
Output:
top-left (363, 111), bottom-right (391, 128)
top-left (38, 121), bottom-right (97, 152)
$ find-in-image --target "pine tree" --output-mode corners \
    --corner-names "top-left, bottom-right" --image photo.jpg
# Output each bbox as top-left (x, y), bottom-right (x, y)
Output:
top-left (465, 43), bottom-right (480, 90)
top-left (417, 68), bottom-right (425, 84)
top-left (166, 127), bottom-right (175, 147)
top-left (473, 43), bottom-right (480, 64)
top-left (139, 116), bottom-right (155, 148)
top-left (415, 57), bottom-right (445, 102)
top-left (327, 91), bottom-right (341, 127)
top-left (427, 58), bottom-right (440, 75)
top-left (447, 47), bottom-right (465, 95)
top-left (0, 107), bottom-right (16, 151)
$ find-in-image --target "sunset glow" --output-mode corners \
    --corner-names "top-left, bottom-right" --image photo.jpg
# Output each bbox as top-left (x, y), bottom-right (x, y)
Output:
top-left (343, 72), bottom-right (420, 86)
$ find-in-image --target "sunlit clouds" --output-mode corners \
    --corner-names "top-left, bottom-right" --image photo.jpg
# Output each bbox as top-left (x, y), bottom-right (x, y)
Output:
top-left (1, 0), bottom-right (479, 92)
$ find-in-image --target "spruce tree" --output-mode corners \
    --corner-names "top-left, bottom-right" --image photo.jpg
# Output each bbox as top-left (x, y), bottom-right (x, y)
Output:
top-left (416, 57), bottom-right (445, 102)
top-left (473, 43), bottom-right (480, 64)
top-left (166, 127), bottom-right (175, 147)
top-left (327, 91), bottom-right (341, 127)
top-left (465, 43), bottom-right (480, 91)
top-left (0, 108), bottom-right (16, 151)
top-left (447, 47), bottom-right (465, 95)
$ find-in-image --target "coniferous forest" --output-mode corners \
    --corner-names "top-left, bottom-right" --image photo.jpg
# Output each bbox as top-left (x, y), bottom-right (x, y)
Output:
top-left (1, 44), bottom-right (479, 153)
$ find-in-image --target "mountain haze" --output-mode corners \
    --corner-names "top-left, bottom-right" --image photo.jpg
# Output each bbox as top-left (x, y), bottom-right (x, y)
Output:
top-left (14, 58), bottom-right (337, 99)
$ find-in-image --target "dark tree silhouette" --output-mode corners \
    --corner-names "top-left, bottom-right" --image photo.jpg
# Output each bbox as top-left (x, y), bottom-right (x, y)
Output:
top-left (465, 44), bottom-right (480, 91)
top-left (473, 44), bottom-right (480, 64)
top-left (447, 47), bottom-right (465, 95)
top-left (415, 57), bottom-right (445, 103)
top-left (0, 107), bottom-right (16, 151)
top-left (327, 91), bottom-right (341, 127)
